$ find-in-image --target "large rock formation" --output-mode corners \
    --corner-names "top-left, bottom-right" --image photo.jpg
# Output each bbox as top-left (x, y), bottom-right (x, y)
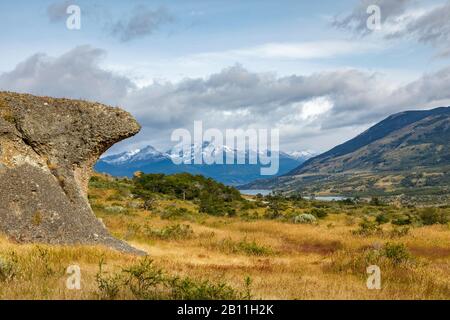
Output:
top-left (0, 92), bottom-right (144, 254)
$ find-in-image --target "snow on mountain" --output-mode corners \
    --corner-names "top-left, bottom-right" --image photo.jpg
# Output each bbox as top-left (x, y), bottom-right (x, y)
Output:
top-left (285, 150), bottom-right (316, 161)
top-left (103, 143), bottom-right (316, 165)
top-left (167, 141), bottom-right (242, 163)
top-left (129, 145), bottom-right (169, 162)
top-left (100, 150), bottom-right (140, 164)
top-left (101, 146), bottom-right (169, 165)
top-left (96, 143), bottom-right (315, 185)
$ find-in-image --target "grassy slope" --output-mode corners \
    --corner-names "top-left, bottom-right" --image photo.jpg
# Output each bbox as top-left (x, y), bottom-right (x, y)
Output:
top-left (0, 174), bottom-right (449, 299)
top-left (245, 109), bottom-right (450, 199)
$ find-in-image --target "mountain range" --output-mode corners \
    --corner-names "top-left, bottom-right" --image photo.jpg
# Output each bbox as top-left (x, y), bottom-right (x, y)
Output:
top-left (242, 106), bottom-right (450, 197)
top-left (94, 142), bottom-right (315, 185)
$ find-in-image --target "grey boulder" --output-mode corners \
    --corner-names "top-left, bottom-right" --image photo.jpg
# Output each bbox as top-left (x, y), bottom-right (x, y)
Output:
top-left (0, 92), bottom-right (145, 255)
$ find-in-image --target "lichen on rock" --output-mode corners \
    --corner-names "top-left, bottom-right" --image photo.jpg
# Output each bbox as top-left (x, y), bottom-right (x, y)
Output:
top-left (0, 91), bottom-right (144, 255)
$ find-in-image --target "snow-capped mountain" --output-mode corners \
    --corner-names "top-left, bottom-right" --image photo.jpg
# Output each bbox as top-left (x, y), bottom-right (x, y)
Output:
top-left (168, 141), bottom-right (255, 163)
top-left (95, 143), bottom-right (314, 185)
top-left (101, 145), bottom-right (170, 165)
top-left (284, 150), bottom-right (317, 161)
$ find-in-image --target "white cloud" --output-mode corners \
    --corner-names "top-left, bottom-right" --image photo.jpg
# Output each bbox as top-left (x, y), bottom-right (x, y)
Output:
top-left (334, 0), bottom-right (450, 58)
top-left (2, 47), bottom-right (450, 154)
top-left (0, 46), bottom-right (134, 105)
top-left (299, 97), bottom-right (334, 121)
top-left (191, 40), bottom-right (381, 61)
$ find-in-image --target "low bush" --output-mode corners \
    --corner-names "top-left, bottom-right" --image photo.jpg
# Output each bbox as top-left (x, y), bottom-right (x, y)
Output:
top-left (96, 258), bottom-right (252, 300)
top-left (369, 197), bottom-right (383, 206)
top-left (310, 208), bottom-right (328, 218)
top-left (389, 226), bottom-right (410, 238)
top-left (236, 239), bottom-right (272, 256)
top-left (208, 238), bottom-right (273, 256)
top-left (391, 214), bottom-right (412, 226)
top-left (96, 259), bottom-right (122, 300)
top-left (0, 252), bottom-right (19, 282)
top-left (382, 243), bottom-right (411, 265)
top-left (419, 208), bottom-right (449, 225)
top-left (292, 214), bottom-right (317, 224)
top-left (160, 207), bottom-right (196, 220)
top-left (328, 242), bottom-right (413, 276)
top-left (145, 224), bottom-right (194, 240)
top-left (353, 218), bottom-right (382, 236)
top-left (168, 276), bottom-right (246, 300)
top-left (122, 258), bottom-right (165, 299)
top-left (104, 205), bottom-right (127, 214)
top-left (375, 213), bottom-right (390, 224)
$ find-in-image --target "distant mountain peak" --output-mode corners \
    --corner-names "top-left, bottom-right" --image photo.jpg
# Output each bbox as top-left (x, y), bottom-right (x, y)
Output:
top-left (95, 143), bottom-right (314, 185)
top-left (284, 150), bottom-right (316, 160)
top-left (101, 145), bottom-right (169, 165)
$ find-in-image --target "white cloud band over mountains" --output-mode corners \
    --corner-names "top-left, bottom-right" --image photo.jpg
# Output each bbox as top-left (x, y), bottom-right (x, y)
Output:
top-left (1, 45), bottom-right (450, 152)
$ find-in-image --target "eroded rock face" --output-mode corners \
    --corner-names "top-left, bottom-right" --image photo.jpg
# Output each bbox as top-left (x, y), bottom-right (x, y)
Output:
top-left (0, 92), bottom-right (144, 254)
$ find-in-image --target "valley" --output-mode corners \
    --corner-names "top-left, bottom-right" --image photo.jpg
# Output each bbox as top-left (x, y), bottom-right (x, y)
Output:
top-left (243, 107), bottom-right (450, 202)
top-left (1, 173), bottom-right (448, 299)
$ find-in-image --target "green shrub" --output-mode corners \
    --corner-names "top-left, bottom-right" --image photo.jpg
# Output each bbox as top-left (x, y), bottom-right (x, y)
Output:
top-left (124, 223), bottom-right (141, 240)
top-left (0, 252), bottom-right (19, 282)
top-left (339, 198), bottom-right (356, 205)
top-left (310, 208), bottom-right (328, 218)
top-left (160, 207), bottom-right (195, 220)
top-left (142, 197), bottom-right (157, 210)
top-left (375, 213), bottom-right (390, 224)
top-left (391, 214), bottom-right (412, 226)
top-left (104, 205), bottom-right (127, 214)
top-left (95, 259), bottom-right (122, 300)
top-left (34, 246), bottom-right (55, 277)
top-left (293, 213), bottom-right (317, 224)
top-left (419, 208), bottom-right (449, 225)
top-left (122, 258), bottom-right (165, 300)
top-left (168, 277), bottom-right (243, 300)
top-left (389, 226), bottom-right (410, 238)
top-left (106, 192), bottom-right (125, 201)
top-left (369, 197), bottom-right (382, 206)
top-left (236, 239), bottom-right (272, 256)
top-left (133, 173), bottom-right (242, 203)
top-left (89, 176), bottom-right (133, 190)
top-left (382, 242), bottom-right (411, 265)
top-left (96, 258), bottom-right (252, 300)
top-left (145, 224), bottom-right (194, 240)
top-left (211, 238), bottom-right (272, 256)
top-left (353, 218), bottom-right (382, 236)
top-left (241, 201), bottom-right (256, 210)
top-left (328, 242), bottom-right (413, 275)
top-left (264, 198), bottom-right (286, 219)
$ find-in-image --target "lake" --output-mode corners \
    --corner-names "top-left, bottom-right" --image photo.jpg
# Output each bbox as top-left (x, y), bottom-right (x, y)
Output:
top-left (307, 196), bottom-right (348, 201)
top-left (239, 189), bottom-right (272, 196)
top-left (239, 190), bottom-right (350, 201)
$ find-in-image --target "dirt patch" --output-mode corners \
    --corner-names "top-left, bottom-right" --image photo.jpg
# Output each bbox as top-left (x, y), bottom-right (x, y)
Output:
top-left (410, 246), bottom-right (450, 259)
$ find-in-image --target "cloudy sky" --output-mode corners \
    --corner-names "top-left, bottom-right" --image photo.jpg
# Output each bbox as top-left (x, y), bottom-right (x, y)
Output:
top-left (1, 0), bottom-right (450, 154)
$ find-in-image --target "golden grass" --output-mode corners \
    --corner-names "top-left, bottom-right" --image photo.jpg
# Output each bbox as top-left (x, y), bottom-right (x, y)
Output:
top-left (0, 180), bottom-right (449, 300)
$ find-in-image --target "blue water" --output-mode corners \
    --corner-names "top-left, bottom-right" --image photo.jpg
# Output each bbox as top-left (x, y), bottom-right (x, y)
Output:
top-left (239, 190), bottom-right (349, 201)
top-left (308, 196), bottom-right (348, 201)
